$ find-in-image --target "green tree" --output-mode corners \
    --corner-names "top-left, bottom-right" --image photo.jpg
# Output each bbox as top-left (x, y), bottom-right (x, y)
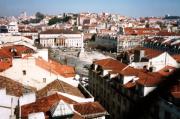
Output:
top-left (48, 17), bottom-right (62, 25)
top-left (62, 16), bottom-right (71, 22)
top-left (35, 12), bottom-right (45, 20)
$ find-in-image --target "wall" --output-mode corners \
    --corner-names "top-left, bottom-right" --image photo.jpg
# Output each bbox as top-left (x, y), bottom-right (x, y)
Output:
top-left (123, 76), bottom-right (136, 84)
top-left (0, 89), bottom-right (18, 119)
top-left (144, 86), bottom-right (156, 96)
top-left (148, 52), bottom-right (179, 71)
top-left (40, 34), bottom-right (83, 48)
top-left (0, 58), bottom-right (78, 90)
top-left (20, 93), bottom-right (36, 106)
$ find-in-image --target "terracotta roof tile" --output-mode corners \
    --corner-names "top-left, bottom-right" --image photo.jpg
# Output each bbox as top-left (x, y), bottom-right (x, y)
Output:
top-left (94, 58), bottom-right (127, 71)
top-left (171, 82), bottom-right (180, 99)
top-left (36, 79), bottom-right (85, 98)
top-left (123, 80), bottom-right (136, 89)
top-left (0, 75), bottom-right (36, 97)
top-left (158, 66), bottom-right (176, 76)
top-left (119, 66), bottom-right (141, 76)
top-left (172, 54), bottom-right (180, 63)
top-left (21, 93), bottom-right (77, 118)
top-left (35, 58), bottom-right (75, 78)
top-left (0, 58), bottom-right (12, 72)
top-left (133, 47), bottom-right (163, 59)
top-left (136, 72), bottom-right (163, 86)
top-left (124, 27), bottom-right (160, 35)
top-left (73, 101), bottom-right (107, 117)
top-left (0, 45), bottom-right (34, 58)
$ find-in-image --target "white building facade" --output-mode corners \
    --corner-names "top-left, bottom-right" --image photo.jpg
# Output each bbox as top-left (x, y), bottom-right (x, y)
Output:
top-left (39, 30), bottom-right (84, 48)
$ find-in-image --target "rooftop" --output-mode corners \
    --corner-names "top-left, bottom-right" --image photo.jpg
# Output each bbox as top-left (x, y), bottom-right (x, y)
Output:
top-left (21, 93), bottom-right (77, 118)
top-left (73, 101), bottom-right (107, 118)
top-left (136, 72), bottom-right (163, 87)
top-left (21, 93), bottom-right (107, 118)
top-left (0, 75), bottom-right (36, 97)
top-left (36, 79), bottom-right (85, 98)
top-left (35, 58), bottom-right (75, 78)
top-left (94, 58), bottom-right (127, 71)
top-left (133, 47), bottom-right (163, 59)
top-left (40, 29), bottom-right (81, 34)
top-left (0, 45), bottom-right (34, 58)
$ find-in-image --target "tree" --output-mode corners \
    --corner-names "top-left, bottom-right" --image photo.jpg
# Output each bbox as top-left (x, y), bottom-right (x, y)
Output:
top-left (35, 12), bottom-right (45, 20)
top-left (62, 16), bottom-right (71, 22)
top-left (48, 17), bottom-right (62, 25)
top-left (48, 16), bottom-right (72, 26)
top-left (145, 22), bottom-right (150, 28)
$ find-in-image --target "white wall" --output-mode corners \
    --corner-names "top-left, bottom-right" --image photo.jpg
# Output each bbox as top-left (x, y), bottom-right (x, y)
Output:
top-left (148, 52), bottom-right (179, 71)
top-left (0, 89), bottom-right (18, 119)
top-left (123, 76), bottom-right (136, 84)
top-left (144, 86), bottom-right (156, 96)
top-left (20, 93), bottom-right (36, 106)
top-left (0, 58), bottom-right (78, 90)
top-left (40, 34), bottom-right (83, 48)
top-left (34, 49), bottom-right (48, 61)
top-left (102, 69), bottom-right (111, 76)
top-left (0, 108), bottom-right (13, 119)
top-left (130, 62), bottom-right (148, 69)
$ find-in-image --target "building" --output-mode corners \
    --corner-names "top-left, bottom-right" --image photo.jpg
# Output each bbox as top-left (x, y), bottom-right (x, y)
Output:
top-left (123, 27), bottom-right (160, 36)
top-left (143, 36), bottom-right (180, 54)
top-left (95, 34), bottom-right (117, 52)
top-left (39, 29), bottom-right (83, 48)
top-left (0, 45), bottom-right (77, 89)
top-left (0, 75), bottom-right (36, 119)
top-left (8, 22), bottom-right (19, 33)
top-left (117, 35), bottom-right (143, 54)
top-left (21, 93), bottom-right (108, 119)
top-left (88, 58), bottom-right (180, 119)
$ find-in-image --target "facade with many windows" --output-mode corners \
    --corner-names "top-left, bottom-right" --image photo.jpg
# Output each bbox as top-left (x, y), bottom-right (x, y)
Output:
top-left (39, 29), bottom-right (83, 48)
top-left (88, 58), bottom-right (180, 119)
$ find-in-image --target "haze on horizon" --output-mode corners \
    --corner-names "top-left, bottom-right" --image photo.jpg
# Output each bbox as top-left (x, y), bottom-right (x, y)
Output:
top-left (0, 0), bottom-right (180, 17)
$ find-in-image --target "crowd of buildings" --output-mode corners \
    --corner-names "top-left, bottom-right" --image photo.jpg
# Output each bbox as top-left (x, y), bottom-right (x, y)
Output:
top-left (0, 12), bottom-right (180, 119)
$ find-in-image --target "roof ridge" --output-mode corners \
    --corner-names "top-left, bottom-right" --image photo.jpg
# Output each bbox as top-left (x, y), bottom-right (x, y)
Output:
top-left (57, 80), bottom-right (66, 93)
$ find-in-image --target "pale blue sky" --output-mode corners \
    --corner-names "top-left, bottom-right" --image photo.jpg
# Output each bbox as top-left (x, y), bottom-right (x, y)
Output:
top-left (0, 0), bottom-right (180, 17)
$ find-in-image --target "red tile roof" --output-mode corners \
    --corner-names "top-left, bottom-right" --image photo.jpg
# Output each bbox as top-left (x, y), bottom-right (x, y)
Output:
top-left (94, 58), bottom-right (127, 71)
top-left (136, 72), bottom-right (163, 87)
top-left (0, 58), bottom-right (12, 72)
top-left (21, 93), bottom-right (77, 118)
top-left (73, 101), bottom-right (107, 117)
top-left (0, 45), bottom-right (34, 58)
top-left (118, 66), bottom-right (141, 76)
top-left (123, 80), bottom-right (136, 89)
top-left (124, 27), bottom-right (160, 35)
top-left (21, 93), bottom-right (107, 118)
top-left (133, 47), bottom-right (163, 59)
top-left (171, 81), bottom-right (180, 99)
top-left (158, 66), bottom-right (176, 76)
top-left (157, 30), bottom-right (180, 36)
top-left (35, 58), bottom-right (75, 78)
top-left (172, 54), bottom-right (180, 63)
top-left (36, 79), bottom-right (85, 98)
top-left (0, 75), bottom-right (36, 97)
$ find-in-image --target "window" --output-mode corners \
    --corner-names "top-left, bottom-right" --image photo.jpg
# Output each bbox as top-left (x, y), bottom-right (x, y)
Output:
top-left (43, 78), bottom-right (46, 83)
top-left (22, 70), bottom-right (26, 75)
